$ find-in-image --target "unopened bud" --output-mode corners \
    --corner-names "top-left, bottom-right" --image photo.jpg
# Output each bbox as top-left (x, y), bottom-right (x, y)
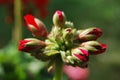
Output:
top-left (72, 47), bottom-right (89, 62)
top-left (65, 21), bottom-right (74, 28)
top-left (48, 26), bottom-right (60, 38)
top-left (63, 28), bottom-right (73, 41)
top-left (18, 38), bottom-right (46, 53)
top-left (81, 41), bottom-right (107, 55)
top-left (53, 10), bottom-right (66, 28)
top-left (24, 14), bottom-right (48, 37)
top-left (77, 27), bottom-right (102, 42)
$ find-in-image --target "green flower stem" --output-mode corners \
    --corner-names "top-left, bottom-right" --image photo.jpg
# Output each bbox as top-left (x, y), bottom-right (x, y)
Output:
top-left (53, 56), bottom-right (63, 80)
top-left (13, 0), bottom-right (22, 42)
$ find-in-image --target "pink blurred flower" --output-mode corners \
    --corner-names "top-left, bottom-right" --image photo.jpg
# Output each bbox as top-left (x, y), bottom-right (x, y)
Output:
top-left (64, 65), bottom-right (89, 80)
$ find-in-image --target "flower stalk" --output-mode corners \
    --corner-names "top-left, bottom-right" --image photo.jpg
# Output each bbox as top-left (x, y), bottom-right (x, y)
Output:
top-left (13, 0), bottom-right (22, 41)
top-left (53, 56), bottom-right (63, 80)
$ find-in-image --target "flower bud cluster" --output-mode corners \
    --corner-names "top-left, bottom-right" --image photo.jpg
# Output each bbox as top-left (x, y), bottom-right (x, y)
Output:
top-left (18, 10), bottom-right (107, 68)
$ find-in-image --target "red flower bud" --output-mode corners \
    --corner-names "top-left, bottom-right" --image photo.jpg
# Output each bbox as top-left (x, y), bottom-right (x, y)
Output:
top-left (96, 44), bottom-right (107, 54)
top-left (72, 48), bottom-right (89, 62)
top-left (77, 27), bottom-right (102, 42)
top-left (89, 28), bottom-right (102, 38)
top-left (18, 38), bottom-right (46, 53)
top-left (33, 0), bottom-right (49, 18)
top-left (81, 41), bottom-right (107, 55)
top-left (53, 10), bottom-right (66, 28)
top-left (24, 14), bottom-right (48, 37)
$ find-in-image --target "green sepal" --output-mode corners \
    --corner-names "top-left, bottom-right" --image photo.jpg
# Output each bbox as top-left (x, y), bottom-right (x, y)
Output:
top-left (44, 50), bottom-right (59, 57)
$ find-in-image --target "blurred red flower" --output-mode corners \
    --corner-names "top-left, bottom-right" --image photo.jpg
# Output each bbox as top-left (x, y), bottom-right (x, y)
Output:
top-left (0, 0), bottom-right (49, 23)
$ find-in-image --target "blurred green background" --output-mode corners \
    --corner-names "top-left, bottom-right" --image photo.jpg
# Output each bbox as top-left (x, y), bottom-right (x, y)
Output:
top-left (0, 0), bottom-right (120, 80)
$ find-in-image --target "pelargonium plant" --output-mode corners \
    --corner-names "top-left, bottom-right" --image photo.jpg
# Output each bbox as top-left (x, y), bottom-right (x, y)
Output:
top-left (18, 10), bottom-right (107, 80)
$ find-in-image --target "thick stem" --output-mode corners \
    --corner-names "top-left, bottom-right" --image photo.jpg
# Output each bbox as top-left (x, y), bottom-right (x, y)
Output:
top-left (53, 56), bottom-right (63, 80)
top-left (12, 0), bottom-right (22, 42)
